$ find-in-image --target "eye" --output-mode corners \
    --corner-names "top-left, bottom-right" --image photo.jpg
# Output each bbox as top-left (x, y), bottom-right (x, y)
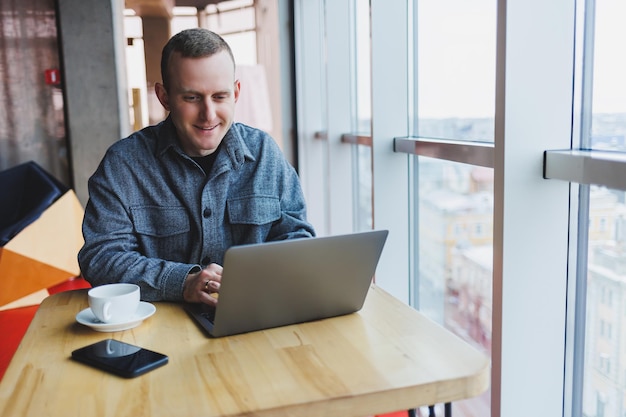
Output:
top-left (213, 93), bottom-right (229, 101)
top-left (183, 95), bottom-right (200, 102)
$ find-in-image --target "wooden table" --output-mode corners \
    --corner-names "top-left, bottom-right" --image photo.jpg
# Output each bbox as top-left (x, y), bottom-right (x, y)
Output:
top-left (0, 285), bottom-right (489, 417)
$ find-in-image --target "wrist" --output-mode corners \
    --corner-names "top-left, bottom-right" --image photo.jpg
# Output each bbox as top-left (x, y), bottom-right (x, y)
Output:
top-left (183, 266), bottom-right (202, 298)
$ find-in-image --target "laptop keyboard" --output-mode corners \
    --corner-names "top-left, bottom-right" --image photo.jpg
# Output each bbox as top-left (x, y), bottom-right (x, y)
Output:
top-left (200, 306), bottom-right (216, 324)
top-left (184, 302), bottom-right (217, 332)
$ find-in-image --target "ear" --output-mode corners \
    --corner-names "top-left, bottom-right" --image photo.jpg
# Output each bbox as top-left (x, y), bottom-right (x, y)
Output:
top-left (233, 79), bottom-right (241, 103)
top-left (155, 83), bottom-right (170, 111)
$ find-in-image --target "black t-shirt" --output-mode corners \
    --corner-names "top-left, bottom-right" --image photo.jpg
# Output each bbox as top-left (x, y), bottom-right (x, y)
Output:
top-left (191, 145), bottom-right (221, 175)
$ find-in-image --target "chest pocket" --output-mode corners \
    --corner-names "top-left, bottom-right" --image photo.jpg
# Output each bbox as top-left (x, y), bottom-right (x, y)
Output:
top-left (130, 205), bottom-right (191, 260)
top-left (131, 206), bottom-right (190, 236)
top-left (227, 196), bottom-right (281, 225)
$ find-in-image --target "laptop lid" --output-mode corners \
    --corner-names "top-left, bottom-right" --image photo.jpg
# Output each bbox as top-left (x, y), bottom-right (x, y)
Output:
top-left (185, 229), bottom-right (388, 337)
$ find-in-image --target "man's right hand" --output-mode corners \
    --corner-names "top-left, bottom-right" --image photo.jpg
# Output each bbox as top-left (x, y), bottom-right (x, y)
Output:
top-left (183, 263), bottom-right (223, 306)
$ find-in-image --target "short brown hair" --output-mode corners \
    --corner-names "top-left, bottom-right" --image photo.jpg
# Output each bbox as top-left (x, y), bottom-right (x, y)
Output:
top-left (160, 28), bottom-right (235, 90)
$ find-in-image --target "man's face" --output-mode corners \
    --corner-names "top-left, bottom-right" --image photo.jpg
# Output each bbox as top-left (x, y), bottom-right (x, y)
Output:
top-left (156, 51), bottom-right (240, 157)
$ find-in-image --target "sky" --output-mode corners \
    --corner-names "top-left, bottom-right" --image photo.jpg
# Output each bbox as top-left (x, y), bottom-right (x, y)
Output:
top-left (416, 0), bottom-right (496, 119)
top-left (592, 0), bottom-right (626, 114)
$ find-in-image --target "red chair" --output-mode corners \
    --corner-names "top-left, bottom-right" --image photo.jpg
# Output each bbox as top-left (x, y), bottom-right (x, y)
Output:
top-left (0, 277), bottom-right (91, 380)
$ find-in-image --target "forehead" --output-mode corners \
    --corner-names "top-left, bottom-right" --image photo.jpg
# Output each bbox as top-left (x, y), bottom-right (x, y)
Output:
top-left (168, 51), bottom-right (235, 90)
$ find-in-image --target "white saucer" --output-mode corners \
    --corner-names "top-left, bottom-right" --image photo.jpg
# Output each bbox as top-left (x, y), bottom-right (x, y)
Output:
top-left (76, 302), bottom-right (156, 332)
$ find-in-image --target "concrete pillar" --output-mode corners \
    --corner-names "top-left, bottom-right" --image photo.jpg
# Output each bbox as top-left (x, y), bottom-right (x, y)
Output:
top-left (142, 16), bottom-right (171, 125)
top-left (56, 0), bottom-right (130, 206)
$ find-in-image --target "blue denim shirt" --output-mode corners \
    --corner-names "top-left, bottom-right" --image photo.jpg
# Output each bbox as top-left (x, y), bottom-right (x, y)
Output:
top-left (78, 118), bottom-right (315, 301)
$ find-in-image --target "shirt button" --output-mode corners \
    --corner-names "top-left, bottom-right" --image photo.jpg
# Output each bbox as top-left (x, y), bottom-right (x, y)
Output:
top-left (203, 207), bottom-right (211, 218)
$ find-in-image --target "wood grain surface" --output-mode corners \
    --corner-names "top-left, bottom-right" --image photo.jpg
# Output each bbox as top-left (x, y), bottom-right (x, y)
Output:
top-left (0, 285), bottom-right (489, 417)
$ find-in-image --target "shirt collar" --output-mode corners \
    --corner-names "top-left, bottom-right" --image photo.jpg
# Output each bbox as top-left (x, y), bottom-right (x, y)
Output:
top-left (155, 117), bottom-right (256, 168)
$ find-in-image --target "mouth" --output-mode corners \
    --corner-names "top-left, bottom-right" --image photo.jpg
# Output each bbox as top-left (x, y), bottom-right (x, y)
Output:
top-left (195, 123), bottom-right (219, 131)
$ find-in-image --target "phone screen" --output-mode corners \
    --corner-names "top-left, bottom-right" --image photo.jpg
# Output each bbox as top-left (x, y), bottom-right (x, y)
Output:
top-left (71, 339), bottom-right (168, 378)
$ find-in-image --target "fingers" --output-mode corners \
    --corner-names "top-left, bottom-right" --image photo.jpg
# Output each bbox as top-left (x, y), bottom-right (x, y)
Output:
top-left (197, 288), bottom-right (219, 306)
top-left (204, 263), bottom-right (223, 281)
top-left (203, 279), bottom-right (220, 293)
top-left (183, 263), bottom-right (223, 305)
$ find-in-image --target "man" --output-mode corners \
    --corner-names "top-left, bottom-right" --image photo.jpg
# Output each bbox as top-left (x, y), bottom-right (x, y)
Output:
top-left (78, 28), bottom-right (315, 307)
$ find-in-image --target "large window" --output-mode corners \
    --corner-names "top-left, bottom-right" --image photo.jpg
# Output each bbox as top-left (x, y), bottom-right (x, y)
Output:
top-left (293, 0), bottom-right (626, 416)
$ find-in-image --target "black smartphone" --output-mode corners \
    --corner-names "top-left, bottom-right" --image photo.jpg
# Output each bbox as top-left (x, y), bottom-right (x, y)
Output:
top-left (71, 339), bottom-right (168, 378)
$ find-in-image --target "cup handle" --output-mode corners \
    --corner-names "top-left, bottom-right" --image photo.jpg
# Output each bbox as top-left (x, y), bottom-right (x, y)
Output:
top-left (102, 301), bottom-right (112, 322)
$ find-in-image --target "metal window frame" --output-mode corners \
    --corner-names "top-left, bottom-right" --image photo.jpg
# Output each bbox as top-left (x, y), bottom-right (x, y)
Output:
top-left (394, 137), bottom-right (494, 168)
top-left (544, 149), bottom-right (626, 192)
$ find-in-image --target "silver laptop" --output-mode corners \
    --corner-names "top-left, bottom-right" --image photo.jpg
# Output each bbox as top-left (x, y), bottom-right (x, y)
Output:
top-left (184, 229), bottom-right (388, 337)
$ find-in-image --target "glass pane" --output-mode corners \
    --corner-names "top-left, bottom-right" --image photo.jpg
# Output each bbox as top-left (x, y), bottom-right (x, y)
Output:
top-left (355, 144), bottom-right (372, 231)
top-left (582, 2), bottom-right (626, 413)
top-left (205, 2), bottom-right (255, 33)
top-left (412, 3), bottom-right (496, 414)
top-left (414, 0), bottom-right (496, 142)
top-left (417, 157), bottom-right (493, 416)
top-left (171, 8), bottom-right (198, 34)
top-left (583, 185), bottom-right (626, 416)
top-left (590, 0), bottom-right (626, 151)
top-left (355, 0), bottom-right (371, 135)
top-left (354, 0), bottom-right (373, 232)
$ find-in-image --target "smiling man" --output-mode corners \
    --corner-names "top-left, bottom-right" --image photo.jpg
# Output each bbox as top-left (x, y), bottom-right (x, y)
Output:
top-left (78, 29), bottom-right (315, 306)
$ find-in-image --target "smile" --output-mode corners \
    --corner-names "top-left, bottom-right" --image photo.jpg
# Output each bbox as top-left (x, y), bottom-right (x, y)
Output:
top-left (196, 124), bottom-right (218, 131)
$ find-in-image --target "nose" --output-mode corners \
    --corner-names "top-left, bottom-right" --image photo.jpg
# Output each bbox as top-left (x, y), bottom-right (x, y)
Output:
top-left (201, 98), bottom-right (216, 121)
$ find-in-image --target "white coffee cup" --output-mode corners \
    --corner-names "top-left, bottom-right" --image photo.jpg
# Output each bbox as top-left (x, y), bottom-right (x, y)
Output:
top-left (88, 283), bottom-right (140, 323)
